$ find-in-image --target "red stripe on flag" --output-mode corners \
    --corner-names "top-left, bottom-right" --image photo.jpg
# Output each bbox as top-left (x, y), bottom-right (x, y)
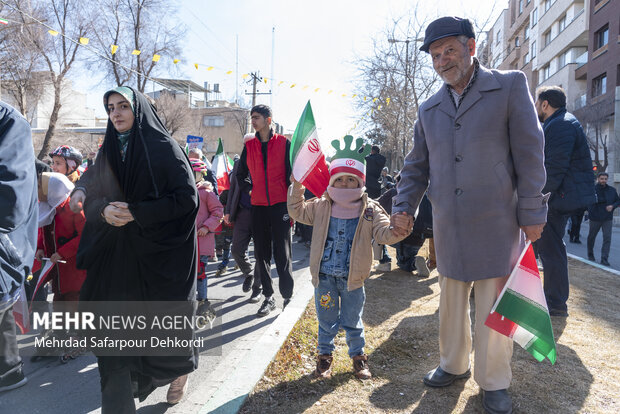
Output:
top-left (485, 311), bottom-right (518, 338)
top-left (300, 156), bottom-right (330, 197)
top-left (519, 243), bottom-right (540, 278)
top-left (216, 174), bottom-right (230, 191)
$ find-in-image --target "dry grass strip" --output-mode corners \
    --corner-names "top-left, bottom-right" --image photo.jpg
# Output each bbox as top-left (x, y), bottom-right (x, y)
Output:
top-left (240, 244), bottom-right (620, 413)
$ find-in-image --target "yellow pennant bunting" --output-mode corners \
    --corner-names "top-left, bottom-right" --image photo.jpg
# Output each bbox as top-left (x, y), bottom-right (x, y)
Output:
top-left (131, 49), bottom-right (141, 55)
top-left (207, 66), bottom-right (214, 71)
top-left (386, 97), bottom-right (391, 105)
top-left (79, 37), bottom-right (89, 45)
top-left (152, 54), bottom-right (161, 62)
top-left (352, 94), bottom-right (357, 98)
top-left (173, 59), bottom-right (180, 64)
top-left (278, 81), bottom-right (284, 86)
top-left (264, 78), bottom-right (268, 84)
top-left (110, 45), bottom-right (119, 54)
top-left (378, 105), bottom-right (383, 110)
top-left (48, 30), bottom-right (59, 36)
top-left (314, 88), bottom-right (320, 92)
top-left (303, 85), bottom-right (309, 90)
top-left (290, 84), bottom-right (296, 88)
top-left (341, 94), bottom-right (347, 97)
top-left (372, 97), bottom-right (378, 102)
top-left (242, 74), bottom-right (249, 79)
top-left (226, 70), bottom-right (233, 75)
top-left (328, 90), bottom-right (333, 94)
top-left (194, 63), bottom-right (199, 70)
top-left (364, 97), bottom-right (367, 101)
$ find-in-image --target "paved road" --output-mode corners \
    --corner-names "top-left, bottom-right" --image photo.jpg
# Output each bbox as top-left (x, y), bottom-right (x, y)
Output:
top-left (0, 240), bottom-right (311, 414)
top-left (564, 220), bottom-right (620, 271)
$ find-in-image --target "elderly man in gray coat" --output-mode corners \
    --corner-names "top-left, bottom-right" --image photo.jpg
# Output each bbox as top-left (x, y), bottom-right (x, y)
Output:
top-left (391, 17), bottom-right (547, 414)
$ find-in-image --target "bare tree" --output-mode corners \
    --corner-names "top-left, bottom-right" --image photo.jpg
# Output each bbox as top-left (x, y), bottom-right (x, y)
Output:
top-left (88, 0), bottom-right (186, 92)
top-left (354, 11), bottom-right (439, 170)
top-left (9, 0), bottom-right (93, 159)
top-left (229, 107), bottom-right (250, 137)
top-left (0, 11), bottom-right (47, 122)
top-left (154, 92), bottom-right (192, 137)
top-left (576, 96), bottom-right (616, 172)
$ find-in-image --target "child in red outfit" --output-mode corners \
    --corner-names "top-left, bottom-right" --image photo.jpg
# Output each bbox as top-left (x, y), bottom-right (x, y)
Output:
top-left (35, 172), bottom-right (86, 312)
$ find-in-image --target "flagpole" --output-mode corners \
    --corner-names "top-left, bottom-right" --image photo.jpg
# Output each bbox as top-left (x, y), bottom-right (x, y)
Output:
top-left (489, 239), bottom-right (532, 313)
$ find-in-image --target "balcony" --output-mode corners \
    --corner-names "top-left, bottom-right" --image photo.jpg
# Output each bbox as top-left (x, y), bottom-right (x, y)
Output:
top-left (574, 51), bottom-right (588, 79)
top-left (537, 7), bottom-right (588, 67)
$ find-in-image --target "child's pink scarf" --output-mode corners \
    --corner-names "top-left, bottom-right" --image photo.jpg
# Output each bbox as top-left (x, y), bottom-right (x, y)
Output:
top-left (327, 186), bottom-right (364, 219)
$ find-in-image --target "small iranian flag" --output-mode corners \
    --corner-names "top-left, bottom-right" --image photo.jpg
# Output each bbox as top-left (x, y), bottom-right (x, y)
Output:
top-left (485, 242), bottom-right (557, 364)
top-left (0, 17), bottom-right (9, 25)
top-left (211, 137), bottom-right (233, 191)
top-left (289, 101), bottom-right (330, 197)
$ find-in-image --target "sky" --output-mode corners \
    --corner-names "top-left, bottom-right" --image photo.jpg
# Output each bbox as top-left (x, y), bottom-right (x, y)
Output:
top-left (76, 0), bottom-right (506, 147)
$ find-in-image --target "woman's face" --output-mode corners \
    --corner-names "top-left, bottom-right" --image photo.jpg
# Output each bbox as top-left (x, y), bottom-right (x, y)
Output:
top-left (51, 156), bottom-right (68, 175)
top-left (333, 174), bottom-right (360, 189)
top-left (106, 93), bottom-right (134, 133)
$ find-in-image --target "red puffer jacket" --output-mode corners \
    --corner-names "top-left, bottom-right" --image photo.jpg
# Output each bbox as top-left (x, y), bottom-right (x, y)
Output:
top-left (37, 198), bottom-right (87, 294)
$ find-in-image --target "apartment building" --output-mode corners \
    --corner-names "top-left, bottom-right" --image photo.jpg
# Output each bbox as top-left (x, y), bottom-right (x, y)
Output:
top-left (574, 0), bottom-right (619, 176)
top-left (499, 0), bottom-right (538, 93)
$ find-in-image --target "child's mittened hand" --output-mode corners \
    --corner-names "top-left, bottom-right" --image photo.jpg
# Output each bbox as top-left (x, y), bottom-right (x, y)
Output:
top-left (197, 227), bottom-right (209, 237)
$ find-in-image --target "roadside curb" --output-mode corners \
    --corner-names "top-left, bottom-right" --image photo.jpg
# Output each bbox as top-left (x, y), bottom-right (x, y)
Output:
top-left (197, 267), bottom-right (315, 414)
top-left (567, 253), bottom-right (620, 276)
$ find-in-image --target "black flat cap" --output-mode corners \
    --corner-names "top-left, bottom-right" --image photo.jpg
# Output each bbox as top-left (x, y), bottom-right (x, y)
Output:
top-left (420, 16), bottom-right (475, 53)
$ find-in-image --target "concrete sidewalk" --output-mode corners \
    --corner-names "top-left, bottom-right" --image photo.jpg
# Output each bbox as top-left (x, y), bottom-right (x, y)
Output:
top-left (0, 240), bottom-right (314, 414)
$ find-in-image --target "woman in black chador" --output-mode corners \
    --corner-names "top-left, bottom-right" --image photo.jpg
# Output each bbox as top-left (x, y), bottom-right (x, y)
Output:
top-left (72, 86), bottom-right (199, 412)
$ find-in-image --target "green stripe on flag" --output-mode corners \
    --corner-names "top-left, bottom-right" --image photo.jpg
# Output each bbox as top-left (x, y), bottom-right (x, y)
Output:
top-left (290, 100), bottom-right (316, 165)
top-left (496, 290), bottom-right (556, 363)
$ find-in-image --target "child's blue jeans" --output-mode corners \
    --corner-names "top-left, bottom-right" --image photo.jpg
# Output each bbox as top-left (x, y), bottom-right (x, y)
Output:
top-left (197, 255), bottom-right (210, 301)
top-left (314, 273), bottom-right (366, 357)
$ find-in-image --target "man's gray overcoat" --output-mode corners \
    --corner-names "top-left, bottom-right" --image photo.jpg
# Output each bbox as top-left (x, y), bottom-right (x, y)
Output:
top-left (393, 66), bottom-right (548, 281)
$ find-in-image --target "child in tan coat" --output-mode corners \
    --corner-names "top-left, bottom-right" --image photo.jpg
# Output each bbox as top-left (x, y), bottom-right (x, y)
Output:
top-left (288, 136), bottom-right (410, 379)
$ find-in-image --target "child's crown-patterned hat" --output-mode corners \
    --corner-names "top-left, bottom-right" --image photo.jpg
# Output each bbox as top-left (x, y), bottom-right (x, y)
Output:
top-left (329, 135), bottom-right (371, 186)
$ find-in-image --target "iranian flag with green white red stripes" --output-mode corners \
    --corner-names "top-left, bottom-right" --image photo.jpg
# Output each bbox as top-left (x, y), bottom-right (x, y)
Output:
top-left (485, 242), bottom-right (557, 364)
top-left (211, 137), bottom-right (233, 191)
top-left (289, 101), bottom-right (330, 197)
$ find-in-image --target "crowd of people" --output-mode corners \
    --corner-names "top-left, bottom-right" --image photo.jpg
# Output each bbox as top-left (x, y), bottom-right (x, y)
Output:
top-left (0, 14), bottom-right (617, 414)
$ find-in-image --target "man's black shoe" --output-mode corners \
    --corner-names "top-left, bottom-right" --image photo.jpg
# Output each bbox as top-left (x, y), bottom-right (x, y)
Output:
top-left (549, 308), bottom-right (568, 317)
top-left (481, 389), bottom-right (512, 414)
top-left (573, 239), bottom-right (581, 244)
top-left (423, 366), bottom-right (470, 387)
top-left (249, 289), bottom-right (262, 303)
top-left (587, 254), bottom-right (595, 261)
top-left (601, 259), bottom-right (610, 266)
top-left (283, 298), bottom-right (291, 309)
top-left (242, 275), bottom-right (253, 293)
top-left (257, 297), bottom-right (276, 317)
top-left (0, 363), bottom-right (27, 392)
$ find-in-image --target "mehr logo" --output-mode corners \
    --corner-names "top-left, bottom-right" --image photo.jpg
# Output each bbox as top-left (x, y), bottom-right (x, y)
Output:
top-left (346, 159), bottom-right (356, 167)
top-left (308, 138), bottom-right (320, 153)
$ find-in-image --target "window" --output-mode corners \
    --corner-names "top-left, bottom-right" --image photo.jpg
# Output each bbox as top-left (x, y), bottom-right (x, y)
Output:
top-left (203, 116), bottom-right (225, 127)
top-left (544, 31), bottom-right (552, 47)
top-left (496, 30), bottom-right (501, 45)
top-left (531, 41), bottom-right (537, 58)
top-left (524, 52), bottom-right (530, 65)
top-left (544, 0), bottom-right (552, 12)
top-left (558, 15), bottom-right (566, 32)
top-left (559, 50), bottom-right (570, 67)
top-left (592, 74), bottom-right (607, 97)
top-left (524, 25), bottom-right (530, 39)
top-left (519, 0), bottom-right (524, 14)
top-left (531, 8), bottom-right (538, 26)
top-left (515, 37), bottom-right (520, 47)
top-left (542, 65), bottom-right (551, 81)
top-left (595, 25), bottom-right (609, 49)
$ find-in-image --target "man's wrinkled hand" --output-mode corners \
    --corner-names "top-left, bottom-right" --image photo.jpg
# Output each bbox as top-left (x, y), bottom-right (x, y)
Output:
top-left (521, 223), bottom-right (545, 243)
top-left (391, 212), bottom-right (413, 237)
